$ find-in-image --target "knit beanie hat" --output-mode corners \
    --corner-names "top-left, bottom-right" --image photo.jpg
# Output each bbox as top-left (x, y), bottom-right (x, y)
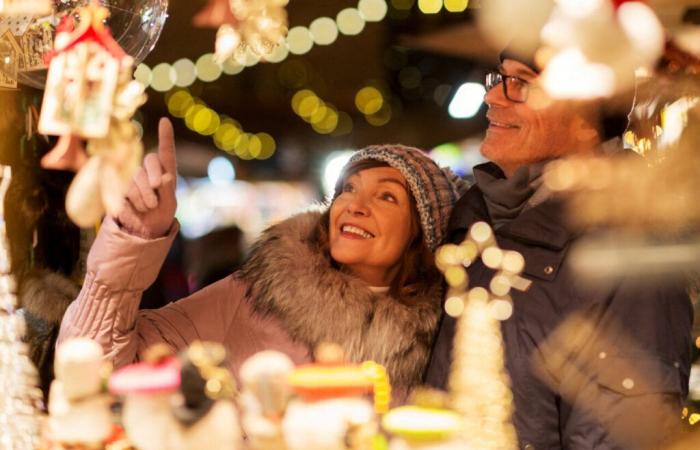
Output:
top-left (333, 144), bottom-right (468, 251)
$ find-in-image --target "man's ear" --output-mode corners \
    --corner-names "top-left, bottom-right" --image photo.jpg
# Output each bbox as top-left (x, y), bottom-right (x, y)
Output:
top-left (573, 116), bottom-right (600, 144)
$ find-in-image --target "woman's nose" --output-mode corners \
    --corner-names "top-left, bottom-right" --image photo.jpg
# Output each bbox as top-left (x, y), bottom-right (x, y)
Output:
top-left (347, 195), bottom-right (370, 216)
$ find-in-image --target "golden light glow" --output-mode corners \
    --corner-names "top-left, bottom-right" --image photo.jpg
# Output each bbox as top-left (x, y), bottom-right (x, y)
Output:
top-left (287, 26), bottom-right (314, 55)
top-left (134, 63), bottom-right (152, 87)
top-left (444, 0), bottom-right (468, 12)
top-left (222, 57), bottom-right (244, 75)
top-left (309, 17), bottom-right (339, 46)
top-left (490, 274), bottom-right (512, 297)
top-left (445, 295), bottom-right (466, 318)
top-left (481, 246), bottom-right (504, 270)
top-left (358, 0), bottom-right (389, 21)
top-left (418, 0), bottom-right (442, 14)
top-left (355, 86), bottom-right (384, 115)
top-left (196, 53), bottom-right (223, 82)
top-left (264, 42), bottom-right (290, 63)
top-left (501, 251), bottom-right (525, 274)
top-left (445, 266), bottom-right (468, 288)
top-left (166, 90), bottom-right (195, 118)
top-left (391, 0), bottom-right (415, 10)
top-left (489, 298), bottom-right (514, 321)
top-left (256, 132), bottom-right (276, 159)
top-left (173, 58), bottom-right (197, 88)
top-left (214, 122), bottom-right (242, 152)
top-left (151, 63), bottom-right (176, 92)
top-left (469, 221), bottom-right (493, 247)
top-left (337, 8), bottom-right (366, 36)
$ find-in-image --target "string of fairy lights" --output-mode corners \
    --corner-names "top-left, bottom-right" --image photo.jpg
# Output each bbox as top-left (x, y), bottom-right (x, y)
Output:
top-left (133, 0), bottom-right (474, 158)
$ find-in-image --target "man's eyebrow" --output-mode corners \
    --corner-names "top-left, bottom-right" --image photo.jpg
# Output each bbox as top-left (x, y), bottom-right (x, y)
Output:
top-left (499, 63), bottom-right (537, 79)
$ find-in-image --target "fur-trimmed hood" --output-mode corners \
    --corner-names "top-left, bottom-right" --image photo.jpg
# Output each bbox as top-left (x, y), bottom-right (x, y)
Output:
top-left (239, 210), bottom-right (443, 387)
top-left (20, 270), bottom-right (79, 325)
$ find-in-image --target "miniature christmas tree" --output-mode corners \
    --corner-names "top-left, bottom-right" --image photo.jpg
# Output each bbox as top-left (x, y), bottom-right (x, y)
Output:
top-left (0, 165), bottom-right (44, 450)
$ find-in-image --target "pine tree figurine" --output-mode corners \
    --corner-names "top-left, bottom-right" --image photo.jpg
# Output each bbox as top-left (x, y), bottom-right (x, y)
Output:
top-left (0, 165), bottom-right (44, 450)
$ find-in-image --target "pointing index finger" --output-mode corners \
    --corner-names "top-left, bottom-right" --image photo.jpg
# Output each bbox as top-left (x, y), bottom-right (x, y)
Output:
top-left (158, 117), bottom-right (177, 176)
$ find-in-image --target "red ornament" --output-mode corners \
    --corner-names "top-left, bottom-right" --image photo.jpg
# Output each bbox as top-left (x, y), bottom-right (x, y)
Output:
top-left (611, 0), bottom-right (644, 9)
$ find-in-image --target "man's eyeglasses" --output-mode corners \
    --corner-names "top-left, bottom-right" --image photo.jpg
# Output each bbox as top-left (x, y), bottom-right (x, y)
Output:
top-left (485, 70), bottom-right (529, 103)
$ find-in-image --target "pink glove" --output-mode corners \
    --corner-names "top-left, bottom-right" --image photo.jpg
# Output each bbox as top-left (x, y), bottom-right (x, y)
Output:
top-left (115, 118), bottom-right (178, 239)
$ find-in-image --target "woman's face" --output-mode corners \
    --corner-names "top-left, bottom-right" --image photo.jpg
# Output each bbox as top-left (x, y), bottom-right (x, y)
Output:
top-left (329, 166), bottom-right (416, 286)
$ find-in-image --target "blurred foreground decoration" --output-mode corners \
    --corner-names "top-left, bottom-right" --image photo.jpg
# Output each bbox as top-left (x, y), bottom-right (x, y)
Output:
top-left (0, 0), bottom-right (168, 89)
top-left (193, 0), bottom-right (289, 64)
top-left (0, 0), bottom-right (51, 16)
top-left (0, 166), bottom-right (44, 450)
top-left (435, 222), bottom-right (522, 449)
top-left (479, 0), bottom-right (664, 99)
top-left (543, 53), bottom-right (700, 279)
top-left (535, 314), bottom-right (687, 449)
top-left (38, 2), bottom-right (146, 228)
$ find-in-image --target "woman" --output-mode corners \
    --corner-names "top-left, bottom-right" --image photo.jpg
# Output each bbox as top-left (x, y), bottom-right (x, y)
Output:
top-left (57, 119), bottom-right (464, 397)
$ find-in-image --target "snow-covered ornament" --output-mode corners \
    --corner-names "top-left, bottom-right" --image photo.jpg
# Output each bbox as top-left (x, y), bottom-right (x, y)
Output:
top-left (0, 0), bottom-right (51, 17)
top-left (38, 1), bottom-right (146, 228)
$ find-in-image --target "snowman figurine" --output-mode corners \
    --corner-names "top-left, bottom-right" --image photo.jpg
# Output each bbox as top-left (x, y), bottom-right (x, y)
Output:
top-left (108, 344), bottom-right (181, 450)
top-left (171, 341), bottom-right (242, 450)
top-left (239, 350), bottom-right (295, 450)
top-left (48, 337), bottom-right (112, 449)
top-left (282, 343), bottom-right (382, 450)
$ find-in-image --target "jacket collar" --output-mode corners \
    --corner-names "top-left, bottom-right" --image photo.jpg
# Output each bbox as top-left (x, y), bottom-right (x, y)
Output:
top-left (449, 162), bottom-right (578, 251)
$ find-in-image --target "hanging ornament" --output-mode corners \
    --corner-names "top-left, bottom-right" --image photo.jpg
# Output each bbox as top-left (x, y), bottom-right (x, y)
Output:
top-left (193, 0), bottom-right (288, 63)
top-left (193, 0), bottom-right (238, 28)
top-left (0, 0), bottom-right (51, 17)
top-left (38, 1), bottom-right (146, 228)
top-left (0, 30), bottom-right (22, 88)
top-left (539, 0), bottom-right (664, 99)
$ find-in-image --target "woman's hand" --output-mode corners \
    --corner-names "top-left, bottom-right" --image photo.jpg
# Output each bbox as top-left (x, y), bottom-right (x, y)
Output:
top-left (116, 118), bottom-right (178, 239)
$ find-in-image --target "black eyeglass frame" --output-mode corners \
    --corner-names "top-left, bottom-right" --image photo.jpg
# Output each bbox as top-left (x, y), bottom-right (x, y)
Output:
top-left (485, 70), bottom-right (530, 103)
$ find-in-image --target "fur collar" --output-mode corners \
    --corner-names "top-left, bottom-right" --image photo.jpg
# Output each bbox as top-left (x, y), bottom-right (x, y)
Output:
top-left (240, 210), bottom-right (443, 387)
top-left (20, 270), bottom-right (79, 324)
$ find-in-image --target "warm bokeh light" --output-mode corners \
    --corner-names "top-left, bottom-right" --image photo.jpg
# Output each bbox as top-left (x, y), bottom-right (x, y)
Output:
top-left (418, 0), bottom-right (442, 14)
top-left (355, 86), bottom-right (384, 115)
top-left (256, 132), bottom-right (277, 159)
top-left (133, 63), bottom-right (152, 87)
top-left (173, 58), bottom-right (197, 88)
top-left (287, 26), bottom-right (314, 55)
top-left (365, 104), bottom-right (392, 126)
top-left (444, 0), bottom-right (468, 12)
top-left (358, 0), bottom-right (388, 21)
top-left (309, 17), bottom-right (339, 46)
top-left (337, 8), bottom-right (366, 35)
top-left (166, 89), bottom-right (195, 118)
top-left (196, 53), bottom-right (223, 82)
top-left (150, 63), bottom-right (176, 92)
top-left (221, 57), bottom-right (244, 75)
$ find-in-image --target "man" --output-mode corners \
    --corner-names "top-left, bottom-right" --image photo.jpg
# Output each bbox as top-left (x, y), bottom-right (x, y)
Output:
top-left (425, 55), bottom-right (693, 449)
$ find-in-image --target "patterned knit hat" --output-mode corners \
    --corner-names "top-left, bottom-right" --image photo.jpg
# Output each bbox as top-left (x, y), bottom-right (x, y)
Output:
top-left (333, 144), bottom-right (468, 251)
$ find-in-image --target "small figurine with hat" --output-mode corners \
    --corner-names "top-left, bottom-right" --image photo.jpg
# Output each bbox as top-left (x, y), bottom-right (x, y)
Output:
top-left (282, 343), bottom-right (387, 450)
top-left (239, 350), bottom-right (295, 450)
top-left (48, 337), bottom-right (113, 449)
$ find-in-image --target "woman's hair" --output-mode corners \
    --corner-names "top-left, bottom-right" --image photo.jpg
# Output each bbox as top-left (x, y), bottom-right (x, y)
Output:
top-left (311, 159), bottom-right (440, 299)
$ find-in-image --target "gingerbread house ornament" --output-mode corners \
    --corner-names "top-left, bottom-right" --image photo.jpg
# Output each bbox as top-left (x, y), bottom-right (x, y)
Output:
top-left (39, 3), bottom-right (129, 139)
top-left (0, 30), bottom-right (21, 88)
top-left (0, 0), bottom-right (51, 17)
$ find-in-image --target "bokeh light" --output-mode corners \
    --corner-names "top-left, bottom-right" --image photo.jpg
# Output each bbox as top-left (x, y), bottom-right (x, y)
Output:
top-left (391, 0), bottom-right (415, 10)
top-left (444, 0), bottom-right (468, 12)
top-left (173, 58), bottom-right (197, 88)
top-left (358, 0), bottom-right (389, 21)
top-left (256, 133), bottom-right (277, 159)
top-left (418, 0), bottom-right (442, 14)
top-left (166, 89), bottom-right (195, 118)
top-left (133, 63), bottom-right (152, 87)
top-left (207, 156), bottom-right (236, 185)
top-left (323, 150), bottom-right (354, 197)
top-left (366, 104), bottom-right (392, 126)
top-left (337, 8), bottom-right (366, 35)
top-left (448, 82), bottom-right (486, 119)
top-left (355, 86), bottom-right (384, 115)
top-left (287, 26), bottom-right (314, 55)
top-left (196, 53), bottom-right (223, 82)
top-left (264, 42), bottom-right (290, 63)
top-left (150, 63), bottom-right (176, 92)
top-left (222, 57), bottom-right (245, 75)
top-left (310, 17), bottom-right (339, 46)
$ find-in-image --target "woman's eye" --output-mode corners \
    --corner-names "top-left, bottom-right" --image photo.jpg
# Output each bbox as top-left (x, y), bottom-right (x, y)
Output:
top-left (380, 192), bottom-right (397, 203)
top-left (342, 183), bottom-right (355, 193)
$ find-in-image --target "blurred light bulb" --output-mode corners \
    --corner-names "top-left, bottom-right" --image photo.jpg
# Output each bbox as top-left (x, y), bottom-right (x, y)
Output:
top-left (448, 82), bottom-right (486, 119)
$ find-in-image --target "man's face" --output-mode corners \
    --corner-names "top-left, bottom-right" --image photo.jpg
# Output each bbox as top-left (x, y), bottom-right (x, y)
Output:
top-left (481, 59), bottom-right (591, 175)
